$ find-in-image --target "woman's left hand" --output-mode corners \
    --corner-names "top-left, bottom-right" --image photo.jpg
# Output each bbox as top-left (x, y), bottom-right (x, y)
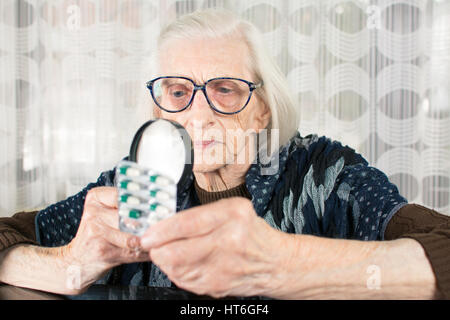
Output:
top-left (140, 197), bottom-right (287, 298)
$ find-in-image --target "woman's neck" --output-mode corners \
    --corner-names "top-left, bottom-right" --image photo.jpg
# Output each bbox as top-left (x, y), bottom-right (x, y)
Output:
top-left (193, 163), bottom-right (250, 192)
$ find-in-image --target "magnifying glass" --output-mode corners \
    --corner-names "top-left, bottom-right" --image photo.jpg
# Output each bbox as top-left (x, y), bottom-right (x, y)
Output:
top-left (115, 119), bottom-right (194, 236)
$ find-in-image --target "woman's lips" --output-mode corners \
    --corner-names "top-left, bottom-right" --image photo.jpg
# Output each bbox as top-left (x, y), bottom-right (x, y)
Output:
top-left (194, 140), bottom-right (216, 149)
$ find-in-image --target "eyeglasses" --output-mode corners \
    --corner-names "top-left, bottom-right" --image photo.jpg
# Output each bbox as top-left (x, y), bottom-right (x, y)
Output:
top-left (146, 76), bottom-right (263, 115)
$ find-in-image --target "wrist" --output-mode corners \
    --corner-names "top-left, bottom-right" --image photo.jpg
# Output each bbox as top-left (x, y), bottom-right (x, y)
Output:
top-left (266, 234), bottom-right (381, 299)
top-left (265, 235), bottom-right (439, 299)
top-left (0, 244), bottom-right (81, 295)
top-left (263, 231), bottom-right (309, 299)
top-left (34, 245), bottom-right (84, 295)
top-left (56, 243), bottom-right (101, 295)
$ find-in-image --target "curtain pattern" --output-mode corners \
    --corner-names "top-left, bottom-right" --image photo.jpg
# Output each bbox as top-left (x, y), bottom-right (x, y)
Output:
top-left (0, 0), bottom-right (449, 217)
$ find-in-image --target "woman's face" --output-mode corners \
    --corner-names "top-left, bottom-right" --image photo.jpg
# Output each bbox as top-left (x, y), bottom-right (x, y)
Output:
top-left (154, 37), bottom-right (271, 174)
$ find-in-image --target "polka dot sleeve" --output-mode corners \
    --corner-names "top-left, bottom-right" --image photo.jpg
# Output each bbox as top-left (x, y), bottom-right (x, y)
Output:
top-left (35, 169), bottom-right (116, 247)
top-left (333, 163), bottom-right (408, 241)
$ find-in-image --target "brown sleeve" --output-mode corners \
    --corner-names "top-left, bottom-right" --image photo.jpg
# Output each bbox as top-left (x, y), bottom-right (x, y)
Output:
top-left (385, 204), bottom-right (450, 299)
top-left (0, 211), bottom-right (38, 252)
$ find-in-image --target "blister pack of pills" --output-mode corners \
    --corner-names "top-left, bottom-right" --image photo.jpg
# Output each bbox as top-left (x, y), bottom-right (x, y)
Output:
top-left (116, 160), bottom-right (176, 236)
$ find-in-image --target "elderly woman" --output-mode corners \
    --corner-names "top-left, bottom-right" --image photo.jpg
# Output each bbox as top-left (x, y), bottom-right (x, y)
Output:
top-left (0, 9), bottom-right (449, 299)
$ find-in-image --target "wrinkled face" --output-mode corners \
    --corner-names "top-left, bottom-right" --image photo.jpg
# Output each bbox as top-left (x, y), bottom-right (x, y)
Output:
top-left (153, 37), bottom-right (271, 173)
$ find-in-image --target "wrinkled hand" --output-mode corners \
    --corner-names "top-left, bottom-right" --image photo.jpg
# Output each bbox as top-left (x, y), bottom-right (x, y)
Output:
top-left (62, 187), bottom-right (149, 293)
top-left (140, 197), bottom-right (286, 298)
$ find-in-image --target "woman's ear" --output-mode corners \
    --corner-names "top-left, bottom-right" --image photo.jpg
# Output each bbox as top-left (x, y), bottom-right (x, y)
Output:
top-left (254, 102), bottom-right (272, 133)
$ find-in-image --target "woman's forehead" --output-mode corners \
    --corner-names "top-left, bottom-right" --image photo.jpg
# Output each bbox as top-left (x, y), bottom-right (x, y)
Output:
top-left (158, 38), bottom-right (252, 80)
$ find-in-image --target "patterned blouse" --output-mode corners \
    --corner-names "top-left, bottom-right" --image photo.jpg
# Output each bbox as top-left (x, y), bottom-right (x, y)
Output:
top-left (35, 132), bottom-right (407, 287)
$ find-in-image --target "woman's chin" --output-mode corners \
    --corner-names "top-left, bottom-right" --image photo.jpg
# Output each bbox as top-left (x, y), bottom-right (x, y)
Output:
top-left (193, 162), bottom-right (225, 174)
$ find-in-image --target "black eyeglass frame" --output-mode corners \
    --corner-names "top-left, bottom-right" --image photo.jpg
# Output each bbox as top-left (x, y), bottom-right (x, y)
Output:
top-left (146, 76), bottom-right (264, 115)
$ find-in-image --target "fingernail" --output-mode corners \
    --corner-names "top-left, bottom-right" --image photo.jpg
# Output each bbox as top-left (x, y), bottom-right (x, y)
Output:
top-left (140, 234), bottom-right (155, 248)
top-left (128, 236), bottom-right (141, 249)
top-left (133, 247), bottom-right (142, 258)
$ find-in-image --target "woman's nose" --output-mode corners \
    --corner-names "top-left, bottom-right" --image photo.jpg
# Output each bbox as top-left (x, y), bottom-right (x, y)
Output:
top-left (190, 88), bottom-right (211, 110)
top-left (187, 89), bottom-right (215, 116)
top-left (183, 89), bottom-right (216, 131)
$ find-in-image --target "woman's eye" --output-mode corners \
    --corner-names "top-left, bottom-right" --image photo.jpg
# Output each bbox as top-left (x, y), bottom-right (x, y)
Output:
top-left (172, 90), bottom-right (186, 98)
top-left (218, 87), bottom-right (232, 94)
top-left (167, 85), bottom-right (188, 98)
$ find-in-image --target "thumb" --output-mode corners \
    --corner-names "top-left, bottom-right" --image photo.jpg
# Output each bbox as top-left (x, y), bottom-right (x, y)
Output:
top-left (87, 187), bottom-right (118, 209)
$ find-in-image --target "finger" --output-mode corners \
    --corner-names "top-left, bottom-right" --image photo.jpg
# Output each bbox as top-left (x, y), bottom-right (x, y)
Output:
top-left (141, 200), bottom-right (229, 249)
top-left (118, 247), bottom-right (151, 265)
top-left (95, 206), bottom-right (120, 230)
top-left (82, 200), bottom-right (120, 229)
top-left (98, 222), bottom-right (142, 250)
top-left (87, 186), bottom-right (118, 209)
top-left (150, 234), bottom-right (214, 268)
top-left (102, 243), bottom-right (150, 265)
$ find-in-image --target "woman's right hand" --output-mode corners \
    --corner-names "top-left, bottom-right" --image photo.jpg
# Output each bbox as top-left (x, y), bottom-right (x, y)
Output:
top-left (61, 186), bottom-right (149, 294)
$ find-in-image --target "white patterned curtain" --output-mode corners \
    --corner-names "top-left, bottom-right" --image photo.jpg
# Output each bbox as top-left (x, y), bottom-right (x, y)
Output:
top-left (1, 0), bottom-right (449, 217)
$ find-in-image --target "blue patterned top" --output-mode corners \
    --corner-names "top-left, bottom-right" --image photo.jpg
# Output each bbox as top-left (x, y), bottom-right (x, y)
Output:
top-left (35, 132), bottom-right (407, 287)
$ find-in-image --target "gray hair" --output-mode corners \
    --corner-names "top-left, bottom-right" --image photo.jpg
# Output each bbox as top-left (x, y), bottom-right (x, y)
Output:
top-left (140, 8), bottom-right (299, 152)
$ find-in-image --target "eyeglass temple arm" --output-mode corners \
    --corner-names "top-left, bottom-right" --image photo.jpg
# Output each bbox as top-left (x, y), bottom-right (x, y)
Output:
top-left (250, 80), bottom-right (264, 90)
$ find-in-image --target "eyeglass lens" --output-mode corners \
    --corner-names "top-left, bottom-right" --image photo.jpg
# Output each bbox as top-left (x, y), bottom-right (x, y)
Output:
top-left (152, 78), bottom-right (251, 113)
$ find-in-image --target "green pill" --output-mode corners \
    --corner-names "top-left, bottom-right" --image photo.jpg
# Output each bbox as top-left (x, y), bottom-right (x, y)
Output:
top-left (128, 209), bottom-right (142, 219)
top-left (150, 189), bottom-right (170, 200)
top-left (119, 166), bottom-right (130, 175)
top-left (149, 175), bottom-right (170, 186)
top-left (149, 202), bottom-right (159, 211)
top-left (120, 194), bottom-right (140, 205)
top-left (118, 209), bottom-right (142, 219)
top-left (119, 166), bottom-right (140, 177)
top-left (119, 180), bottom-right (140, 191)
top-left (149, 202), bottom-right (170, 215)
